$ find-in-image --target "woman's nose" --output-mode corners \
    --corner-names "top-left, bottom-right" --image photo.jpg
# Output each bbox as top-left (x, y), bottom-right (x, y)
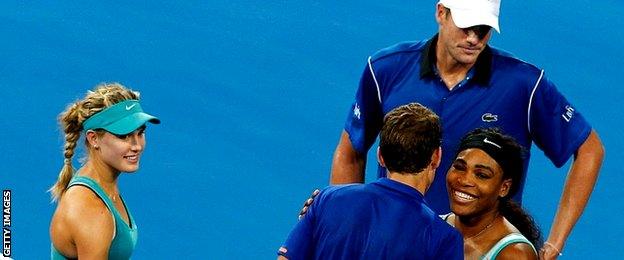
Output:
top-left (457, 172), bottom-right (474, 187)
top-left (129, 134), bottom-right (144, 151)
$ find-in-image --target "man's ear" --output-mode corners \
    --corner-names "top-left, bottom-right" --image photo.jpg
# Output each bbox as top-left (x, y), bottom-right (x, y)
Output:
top-left (86, 130), bottom-right (100, 149)
top-left (499, 179), bottom-right (512, 198)
top-left (435, 3), bottom-right (447, 24)
top-left (430, 147), bottom-right (442, 170)
top-left (377, 147), bottom-right (386, 168)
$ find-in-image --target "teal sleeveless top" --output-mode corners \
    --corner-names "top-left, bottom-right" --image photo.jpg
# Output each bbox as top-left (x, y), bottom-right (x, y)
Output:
top-left (441, 213), bottom-right (536, 260)
top-left (51, 176), bottom-right (138, 260)
top-left (480, 233), bottom-right (537, 260)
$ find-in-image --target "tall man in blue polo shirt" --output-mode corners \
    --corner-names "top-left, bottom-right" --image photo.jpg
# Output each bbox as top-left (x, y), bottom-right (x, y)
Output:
top-left (278, 103), bottom-right (462, 259)
top-left (330, 0), bottom-right (604, 258)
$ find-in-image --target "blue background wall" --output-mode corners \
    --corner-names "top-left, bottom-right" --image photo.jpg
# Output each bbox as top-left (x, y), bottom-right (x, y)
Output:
top-left (1, 0), bottom-right (622, 258)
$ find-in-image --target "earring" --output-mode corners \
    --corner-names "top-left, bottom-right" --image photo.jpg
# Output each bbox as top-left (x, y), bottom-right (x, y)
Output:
top-left (94, 145), bottom-right (99, 149)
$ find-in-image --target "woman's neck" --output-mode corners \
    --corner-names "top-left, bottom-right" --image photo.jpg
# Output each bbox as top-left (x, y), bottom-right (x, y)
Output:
top-left (81, 157), bottom-right (121, 196)
top-left (455, 208), bottom-right (500, 239)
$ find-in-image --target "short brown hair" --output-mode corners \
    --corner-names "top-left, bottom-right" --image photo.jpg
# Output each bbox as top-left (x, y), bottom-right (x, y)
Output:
top-left (379, 103), bottom-right (441, 174)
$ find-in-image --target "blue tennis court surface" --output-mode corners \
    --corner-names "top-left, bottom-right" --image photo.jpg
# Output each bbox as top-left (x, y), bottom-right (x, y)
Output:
top-left (1, 1), bottom-right (622, 258)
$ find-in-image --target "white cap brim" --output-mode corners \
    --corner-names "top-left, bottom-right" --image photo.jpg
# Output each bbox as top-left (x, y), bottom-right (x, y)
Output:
top-left (451, 9), bottom-right (500, 33)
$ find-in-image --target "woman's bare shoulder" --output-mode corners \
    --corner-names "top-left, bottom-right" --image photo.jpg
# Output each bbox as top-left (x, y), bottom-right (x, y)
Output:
top-left (55, 185), bottom-right (112, 222)
top-left (51, 185), bottom-right (114, 258)
top-left (497, 242), bottom-right (537, 260)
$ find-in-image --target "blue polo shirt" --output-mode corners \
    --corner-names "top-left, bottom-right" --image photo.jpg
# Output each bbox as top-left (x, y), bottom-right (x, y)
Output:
top-left (278, 178), bottom-right (463, 260)
top-left (345, 35), bottom-right (592, 213)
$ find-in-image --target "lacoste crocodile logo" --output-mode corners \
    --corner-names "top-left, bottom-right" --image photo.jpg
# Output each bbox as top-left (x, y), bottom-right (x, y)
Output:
top-left (481, 113), bottom-right (498, 122)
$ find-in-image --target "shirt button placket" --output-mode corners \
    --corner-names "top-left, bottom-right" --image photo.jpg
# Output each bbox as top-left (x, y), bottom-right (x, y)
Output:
top-left (440, 96), bottom-right (448, 113)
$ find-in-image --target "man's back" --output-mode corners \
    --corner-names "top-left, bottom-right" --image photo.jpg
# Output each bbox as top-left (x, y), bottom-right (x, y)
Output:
top-left (278, 178), bottom-right (462, 260)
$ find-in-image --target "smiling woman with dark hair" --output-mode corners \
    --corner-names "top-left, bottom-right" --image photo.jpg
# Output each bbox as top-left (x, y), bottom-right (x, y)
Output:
top-left (444, 128), bottom-right (542, 259)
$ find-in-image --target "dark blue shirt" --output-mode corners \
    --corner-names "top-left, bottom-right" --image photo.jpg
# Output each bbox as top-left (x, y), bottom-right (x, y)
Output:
top-left (278, 178), bottom-right (463, 260)
top-left (344, 35), bottom-right (592, 213)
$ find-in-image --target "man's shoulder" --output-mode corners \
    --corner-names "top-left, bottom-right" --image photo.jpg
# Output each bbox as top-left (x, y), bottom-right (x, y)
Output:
top-left (316, 182), bottom-right (394, 207)
top-left (428, 216), bottom-right (463, 259)
top-left (430, 214), bottom-right (460, 234)
top-left (323, 182), bottom-right (376, 195)
top-left (310, 184), bottom-right (380, 217)
top-left (370, 40), bottom-right (428, 64)
top-left (317, 183), bottom-right (366, 200)
top-left (489, 46), bottom-right (543, 74)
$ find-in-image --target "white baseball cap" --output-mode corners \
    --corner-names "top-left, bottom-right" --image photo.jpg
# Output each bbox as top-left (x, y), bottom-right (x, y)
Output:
top-left (438, 0), bottom-right (501, 33)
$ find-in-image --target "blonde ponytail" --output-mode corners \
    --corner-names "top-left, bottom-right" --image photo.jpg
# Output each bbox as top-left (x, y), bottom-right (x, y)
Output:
top-left (49, 102), bottom-right (84, 201)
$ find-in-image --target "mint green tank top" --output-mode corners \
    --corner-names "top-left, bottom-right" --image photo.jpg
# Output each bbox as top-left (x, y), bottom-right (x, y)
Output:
top-left (480, 233), bottom-right (536, 260)
top-left (51, 176), bottom-right (138, 260)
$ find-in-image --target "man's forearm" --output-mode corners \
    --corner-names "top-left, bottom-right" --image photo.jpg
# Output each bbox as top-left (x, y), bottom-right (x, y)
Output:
top-left (330, 154), bottom-right (366, 184)
top-left (330, 131), bottom-right (366, 184)
top-left (543, 130), bottom-right (604, 258)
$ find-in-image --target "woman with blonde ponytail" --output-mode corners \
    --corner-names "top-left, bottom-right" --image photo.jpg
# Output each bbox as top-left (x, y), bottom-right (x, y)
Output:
top-left (50, 83), bottom-right (160, 260)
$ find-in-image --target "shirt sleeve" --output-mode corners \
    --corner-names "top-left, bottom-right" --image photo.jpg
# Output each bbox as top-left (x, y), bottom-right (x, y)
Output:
top-left (528, 72), bottom-right (592, 167)
top-left (277, 194), bottom-right (320, 260)
top-left (343, 58), bottom-right (384, 154)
